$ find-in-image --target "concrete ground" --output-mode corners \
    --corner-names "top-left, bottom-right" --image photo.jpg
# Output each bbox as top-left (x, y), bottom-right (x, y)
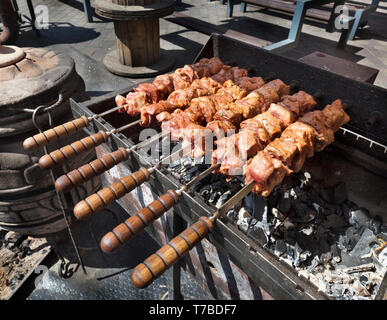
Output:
top-left (5, 0), bottom-right (386, 300)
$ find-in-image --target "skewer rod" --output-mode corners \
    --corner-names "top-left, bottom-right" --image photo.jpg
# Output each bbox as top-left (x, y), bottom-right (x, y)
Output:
top-left (130, 181), bottom-right (254, 288)
top-left (23, 105), bottom-right (124, 151)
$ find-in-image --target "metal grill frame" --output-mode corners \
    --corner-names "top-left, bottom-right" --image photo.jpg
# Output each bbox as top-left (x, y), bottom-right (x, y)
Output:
top-left (69, 34), bottom-right (387, 300)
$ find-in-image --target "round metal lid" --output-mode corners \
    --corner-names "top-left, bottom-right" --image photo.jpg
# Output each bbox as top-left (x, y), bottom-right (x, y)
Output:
top-left (0, 47), bottom-right (75, 108)
top-left (0, 44), bottom-right (26, 68)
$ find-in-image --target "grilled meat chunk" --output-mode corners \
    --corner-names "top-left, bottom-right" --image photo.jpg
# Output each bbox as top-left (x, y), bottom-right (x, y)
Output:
top-left (213, 91), bottom-right (316, 175)
top-left (245, 100), bottom-right (350, 196)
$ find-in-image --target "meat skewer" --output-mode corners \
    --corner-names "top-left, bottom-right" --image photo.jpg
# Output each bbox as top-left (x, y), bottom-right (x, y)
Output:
top-left (53, 75), bottom-right (266, 192)
top-left (71, 81), bottom-right (294, 218)
top-left (140, 75), bottom-right (261, 127)
top-left (212, 90), bottom-right (317, 176)
top-left (96, 90), bottom-right (317, 252)
top-left (129, 100), bottom-right (350, 289)
top-left (22, 57), bottom-right (225, 151)
top-left (116, 57), bottom-right (225, 116)
top-left (160, 79), bottom-right (290, 151)
top-left (39, 76), bottom-right (227, 171)
top-left (244, 99), bottom-right (350, 196)
top-left (118, 58), bottom-right (254, 118)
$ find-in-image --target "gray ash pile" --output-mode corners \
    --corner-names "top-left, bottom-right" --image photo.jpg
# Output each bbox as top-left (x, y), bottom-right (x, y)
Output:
top-left (0, 229), bottom-right (49, 299)
top-left (166, 156), bottom-right (387, 300)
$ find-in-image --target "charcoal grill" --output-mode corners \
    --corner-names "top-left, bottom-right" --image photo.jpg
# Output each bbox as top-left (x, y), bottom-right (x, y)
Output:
top-left (69, 34), bottom-right (387, 300)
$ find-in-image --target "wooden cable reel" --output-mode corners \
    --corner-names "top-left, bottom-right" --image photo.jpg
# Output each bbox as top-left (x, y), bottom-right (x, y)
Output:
top-left (95, 0), bottom-right (176, 77)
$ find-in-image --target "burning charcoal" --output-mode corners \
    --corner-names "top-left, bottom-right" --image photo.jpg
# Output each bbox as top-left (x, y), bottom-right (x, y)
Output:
top-left (359, 275), bottom-right (368, 286)
top-left (182, 173), bottom-right (193, 184)
top-left (250, 218), bottom-right (258, 226)
top-left (300, 225), bottom-right (314, 236)
top-left (274, 239), bottom-right (287, 256)
top-left (243, 193), bottom-right (267, 220)
top-left (300, 250), bottom-right (312, 263)
top-left (181, 157), bottom-right (193, 168)
top-left (284, 229), bottom-right (297, 246)
top-left (377, 247), bottom-right (387, 267)
top-left (285, 245), bottom-right (295, 262)
top-left (300, 171), bottom-right (312, 188)
top-left (293, 242), bottom-right (302, 267)
top-left (237, 208), bottom-right (252, 233)
top-left (200, 186), bottom-right (211, 200)
top-left (298, 192), bottom-right (308, 204)
top-left (311, 203), bottom-right (323, 216)
top-left (338, 226), bottom-right (362, 252)
top-left (211, 181), bottom-right (223, 191)
top-left (328, 283), bottom-right (348, 298)
top-left (331, 243), bottom-right (341, 263)
top-left (349, 208), bottom-right (371, 229)
top-left (247, 225), bottom-right (269, 245)
top-left (215, 191), bottom-right (232, 209)
top-left (226, 209), bottom-right (237, 221)
top-left (345, 200), bottom-right (359, 210)
top-left (352, 279), bottom-right (372, 297)
top-left (368, 215), bottom-right (382, 235)
top-left (350, 228), bottom-right (377, 258)
top-left (168, 158), bottom-right (181, 169)
top-left (277, 197), bottom-right (291, 214)
top-left (254, 205), bottom-right (271, 236)
top-left (340, 202), bottom-right (352, 220)
top-left (271, 207), bottom-right (286, 221)
top-left (321, 251), bottom-right (332, 265)
top-left (323, 213), bottom-right (348, 229)
top-left (283, 217), bottom-right (295, 230)
top-left (208, 191), bottom-right (222, 205)
top-left (307, 256), bottom-right (321, 272)
top-left (291, 200), bottom-right (307, 217)
top-left (290, 188), bottom-right (298, 199)
top-left (339, 251), bottom-right (365, 268)
top-left (307, 189), bottom-right (325, 207)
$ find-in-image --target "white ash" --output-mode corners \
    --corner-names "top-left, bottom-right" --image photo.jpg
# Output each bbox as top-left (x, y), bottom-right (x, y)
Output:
top-left (168, 157), bottom-right (387, 300)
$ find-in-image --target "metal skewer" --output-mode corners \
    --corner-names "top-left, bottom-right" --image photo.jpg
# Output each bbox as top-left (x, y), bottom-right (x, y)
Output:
top-left (54, 131), bottom-right (167, 193)
top-left (98, 162), bottom-right (222, 253)
top-left (37, 119), bottom-right (141, 170)
top-left (72, 144), bottom-right (196, 221)
top-left (23, 105), bottom-right (126, 151)
top-left (130, 180), bottom-right (254, 289)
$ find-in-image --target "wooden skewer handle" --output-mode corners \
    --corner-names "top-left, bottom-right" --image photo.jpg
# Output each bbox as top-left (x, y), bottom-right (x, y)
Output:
top-left (100, 190), bottom-right (180, 253)
top-left (55, 147), bottom-right (130, 193)
top-left (73, 167), bottom-right (151, 220)
top-left (38, 130), bottom-right (108, 170)
top-left (23, 116), bottom-right (90, 151)
top-left (131, 216), bottom-right (214, 289)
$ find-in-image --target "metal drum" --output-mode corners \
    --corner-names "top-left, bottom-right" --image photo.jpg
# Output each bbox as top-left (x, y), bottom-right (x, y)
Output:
top-left (0, 45), bottom-right (101, 235)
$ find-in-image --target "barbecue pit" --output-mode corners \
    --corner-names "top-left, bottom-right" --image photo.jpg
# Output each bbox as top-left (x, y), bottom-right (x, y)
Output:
top-left (68, 34), bottom-right (387, 300)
